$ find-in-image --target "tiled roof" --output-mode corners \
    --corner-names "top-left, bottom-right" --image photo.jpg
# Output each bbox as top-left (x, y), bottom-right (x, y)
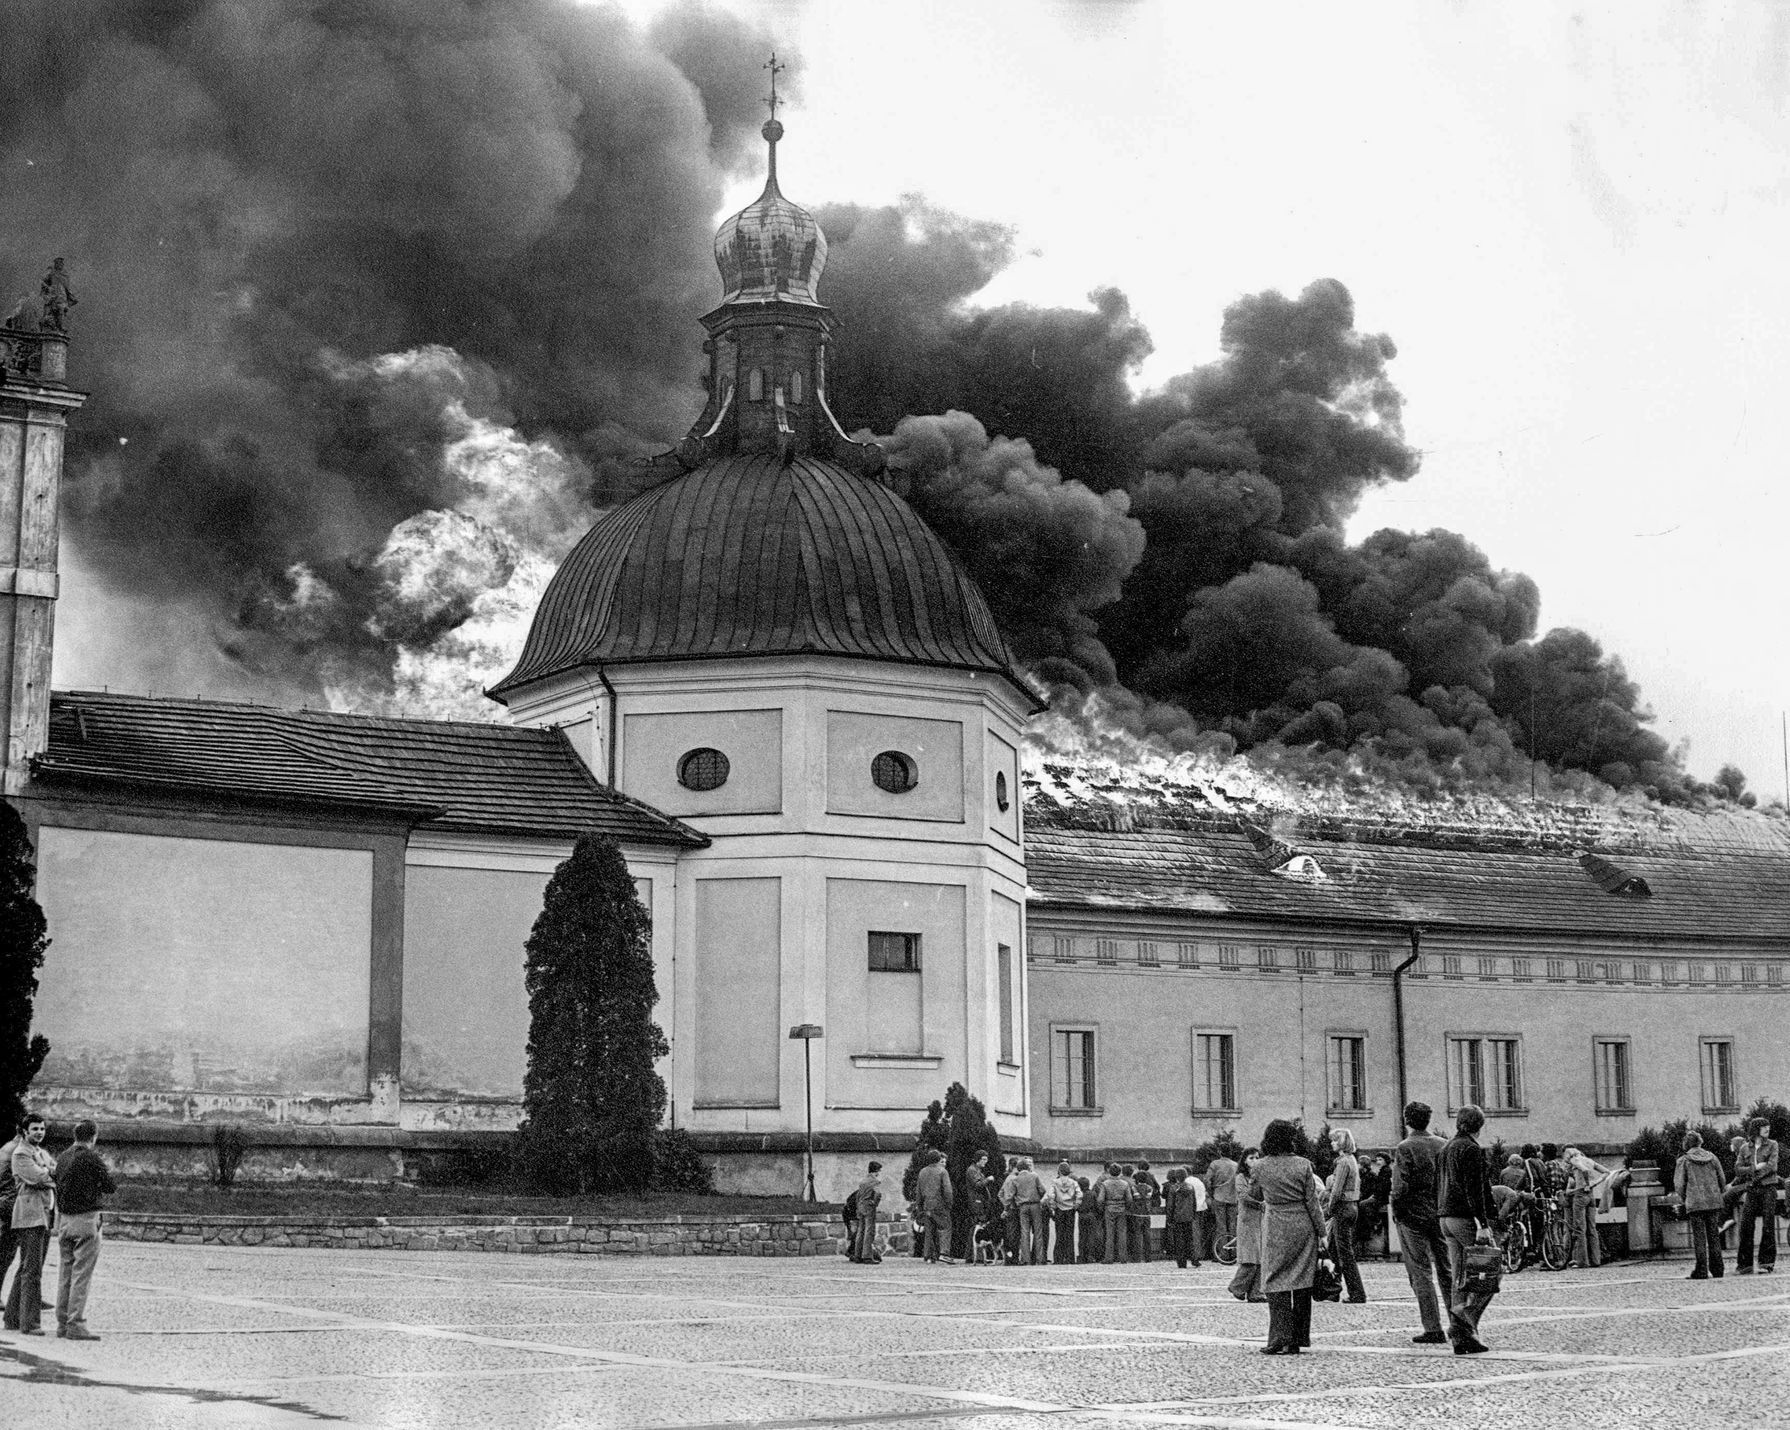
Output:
top-left (35, 691), bottom-right (707, 848)
top-left (1025, 818), bottom-right (1790, 944)
top-left (491, 453), bottom-right (1039, 708)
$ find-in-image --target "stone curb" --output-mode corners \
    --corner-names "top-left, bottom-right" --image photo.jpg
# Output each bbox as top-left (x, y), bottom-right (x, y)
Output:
top-left (101, 1210), bottom-right (914, 1259)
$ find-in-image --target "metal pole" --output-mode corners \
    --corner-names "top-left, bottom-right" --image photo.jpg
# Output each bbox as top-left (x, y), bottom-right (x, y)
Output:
top-left (1394, 925), bottom-right (1423, 1117)
top-left (803, 1036), bottom-right (816, 1202)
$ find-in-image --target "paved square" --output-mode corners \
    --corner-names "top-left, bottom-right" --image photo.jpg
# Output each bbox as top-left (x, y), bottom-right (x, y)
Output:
top-left (2, 1243), bottom-right (1786, 1428)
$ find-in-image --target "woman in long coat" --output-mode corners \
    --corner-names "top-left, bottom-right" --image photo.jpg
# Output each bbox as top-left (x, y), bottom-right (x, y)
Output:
top-left (1255, 1120), bottom-right (1326, 1354)
top-left (1226, 1149), bottom-right (1266, 1303)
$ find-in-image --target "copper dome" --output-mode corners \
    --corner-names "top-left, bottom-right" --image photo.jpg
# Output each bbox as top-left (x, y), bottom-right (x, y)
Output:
top-left (490, 453), bottom-right (1036, 704)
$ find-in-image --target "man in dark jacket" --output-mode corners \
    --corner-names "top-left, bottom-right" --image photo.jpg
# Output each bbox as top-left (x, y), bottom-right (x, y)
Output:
top-left (53, 1120), bottom-right (114, 1340)
top-left (1391, 1101), bottom-right (1451, 1345)
top-left (1437, 1104), bottom-right (1497, 1355)
top-left (1736, 1118), bottom-right (1780, 1275)
top-left (915, 1150), bottom-right (954, 1264)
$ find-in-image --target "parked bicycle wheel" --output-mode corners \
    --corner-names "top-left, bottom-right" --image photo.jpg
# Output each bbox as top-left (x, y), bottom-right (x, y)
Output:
top-left (1540, 1202), bottom-right (1573, 1271)
top-left (1501, 1223), bottom-right (1528, 1275)
top-left (1215, 1234), bottom-right (1237, 1266)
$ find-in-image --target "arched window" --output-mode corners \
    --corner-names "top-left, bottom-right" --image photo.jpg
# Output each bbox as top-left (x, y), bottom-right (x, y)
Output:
top-left (747, 367), bottom-right (764, 402)
top-left (871, 750), bottom-right (918, 794)
top-left (995, 770), bottom-right (1010, 812)
top-left (789, 369), bottom-right (804, 404)
top-left (677, 747), bottom-right (730, 791)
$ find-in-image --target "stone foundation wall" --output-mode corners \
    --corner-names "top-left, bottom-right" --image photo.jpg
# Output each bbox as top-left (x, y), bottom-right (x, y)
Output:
top-left (103, 1211), bottom-right (912, 1258)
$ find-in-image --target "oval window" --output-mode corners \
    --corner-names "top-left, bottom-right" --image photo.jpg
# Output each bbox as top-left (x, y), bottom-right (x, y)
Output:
top-left (995, 770), bottom-right (1010, 812)
top-left (871, 750), bottom-right (918, 794)
top-left (677, 748), bottom-right (730, 791)
top-left (789, 369), bottom-right (804, 404)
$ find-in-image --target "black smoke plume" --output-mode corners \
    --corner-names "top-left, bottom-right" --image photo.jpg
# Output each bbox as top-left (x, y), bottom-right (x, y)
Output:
top-left (0, 9), bottom-right (1743, 803)
top-left (1, 0), bottom-right (776, 708)
top-left (818, 204), bottom-right (1728, 804)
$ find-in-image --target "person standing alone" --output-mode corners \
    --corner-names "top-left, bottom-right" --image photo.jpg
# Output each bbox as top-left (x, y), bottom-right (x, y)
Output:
top-left (53, 1121), bottom-right (113, 1340)
top-left (1207, 1150), bottom-right (1238, 1261)
top-left (851, 1161), bottom-right (884, 1264)
top-left (5, 1114), bottom-right (55, 1335)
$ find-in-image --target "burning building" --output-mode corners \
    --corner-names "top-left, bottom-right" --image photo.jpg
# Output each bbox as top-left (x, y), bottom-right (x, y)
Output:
top-left (2, 74), bottom-right (1786, 1195)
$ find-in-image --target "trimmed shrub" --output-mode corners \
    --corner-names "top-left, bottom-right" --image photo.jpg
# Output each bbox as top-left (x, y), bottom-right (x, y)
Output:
top-left (515, 834), bottom-right (668, 1194)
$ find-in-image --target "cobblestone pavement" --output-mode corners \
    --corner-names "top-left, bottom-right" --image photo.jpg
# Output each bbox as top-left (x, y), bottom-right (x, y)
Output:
top-left (2, 1243), bottom-right (1786, 1428)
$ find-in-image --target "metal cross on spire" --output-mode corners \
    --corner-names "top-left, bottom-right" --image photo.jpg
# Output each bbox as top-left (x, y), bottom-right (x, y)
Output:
top-left (763, 51), bottom-right (785, 121)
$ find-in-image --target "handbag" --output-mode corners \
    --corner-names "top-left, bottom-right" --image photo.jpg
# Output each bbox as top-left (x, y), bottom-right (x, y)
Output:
top-left (1312, 1256), bottom-right (1343, 1302)
top-left (1463, 1240), bottom-right (1503, 1296)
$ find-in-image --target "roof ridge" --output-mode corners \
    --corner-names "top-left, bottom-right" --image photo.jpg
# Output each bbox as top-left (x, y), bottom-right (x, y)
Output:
top-left (52, 689), bottom-right (553, 739)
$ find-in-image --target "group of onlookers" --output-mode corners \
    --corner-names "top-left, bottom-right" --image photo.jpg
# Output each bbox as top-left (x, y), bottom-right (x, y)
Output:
top-left (1, 1114), bottom-right (116, 1340)
top-left (842, 1110), bottom-right (1784, 1362)
top-left (1670, 1118), bottom-right (1780, 1279)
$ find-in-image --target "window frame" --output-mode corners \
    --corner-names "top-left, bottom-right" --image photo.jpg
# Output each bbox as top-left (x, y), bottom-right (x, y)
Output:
top-left (1592, 1035), bottom-right (1635, 1117)
top-left (867, 930), bottom-right (922, 974)
top-left (1325, 1029), bottom-right (1370, 1117)
top-left (996, 942), bottom-right (1016, 1067)
top-left (1049, 1022), bottom-right (1100, 1116)
top-left (1444, 1031), bottom-right (1526, 1116)
top-left (1190, 1026), bottom-right (1238, 1115)
top-left (1699, 1036), bottom-right (1738, 1115)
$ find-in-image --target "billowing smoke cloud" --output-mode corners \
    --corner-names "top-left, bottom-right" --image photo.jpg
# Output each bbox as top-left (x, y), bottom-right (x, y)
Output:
top-left (1, 0), bottom-right (782, 707)
top-left (0, 8), bottom-right (1744, 806)
top-left (819, 207), bottom-right (1731, 804)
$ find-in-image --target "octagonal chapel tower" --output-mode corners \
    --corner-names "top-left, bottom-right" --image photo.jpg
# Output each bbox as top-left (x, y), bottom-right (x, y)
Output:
top-left (491, 108), bottom-right (1038, 1188)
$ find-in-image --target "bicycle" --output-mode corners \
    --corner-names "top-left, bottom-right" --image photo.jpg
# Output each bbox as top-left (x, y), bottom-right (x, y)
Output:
top-left (1538, 1193), bottom-right (1573, 1271)
top-left (1215, 1233), bottom-right (1237, 1266)
top-left (1497, 1216), bottom-right (1531, 1275)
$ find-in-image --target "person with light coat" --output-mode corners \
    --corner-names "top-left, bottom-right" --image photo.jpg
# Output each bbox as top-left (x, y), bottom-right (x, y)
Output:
top-left (1256, 1120), bottom-right (1326, 1355)
top-left (1047, 1161), bottom-right (1081, 1264)
top-left (1674, 1131), bottom-right (1726, 1279)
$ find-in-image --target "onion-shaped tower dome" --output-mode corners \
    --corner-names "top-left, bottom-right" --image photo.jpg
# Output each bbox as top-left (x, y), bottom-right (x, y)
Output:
top-left (491, 96), bottom-right (1037, 711)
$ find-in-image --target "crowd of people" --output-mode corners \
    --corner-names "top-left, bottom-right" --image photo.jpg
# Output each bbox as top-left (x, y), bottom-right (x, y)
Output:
top-left (840, 1106), bottom-right (1784, 1360)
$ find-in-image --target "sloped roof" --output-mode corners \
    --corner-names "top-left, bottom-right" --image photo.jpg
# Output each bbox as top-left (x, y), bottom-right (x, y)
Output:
top-left (491, 452), bottom-right (1038, 708)
top-left (1025, 817), bottom-right (1790, 943)
top-left (35, 691), bottom-right (707, 848)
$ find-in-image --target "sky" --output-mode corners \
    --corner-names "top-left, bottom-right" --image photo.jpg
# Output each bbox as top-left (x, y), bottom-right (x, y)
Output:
top-left (598, 0), bottom-right (1790, 791)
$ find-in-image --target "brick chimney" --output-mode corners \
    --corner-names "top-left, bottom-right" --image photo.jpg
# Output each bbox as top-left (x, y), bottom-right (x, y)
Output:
top-left (0, 275), bottom-right (87, 796)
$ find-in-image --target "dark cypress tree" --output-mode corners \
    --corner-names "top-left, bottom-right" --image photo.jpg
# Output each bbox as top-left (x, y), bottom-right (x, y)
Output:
top-left (0, 803), bottom-right (49, 1134)
top-left (515, 833), bottom-right (667, 1194)
top-left (941, 1083), bottom-right (1005, 1258)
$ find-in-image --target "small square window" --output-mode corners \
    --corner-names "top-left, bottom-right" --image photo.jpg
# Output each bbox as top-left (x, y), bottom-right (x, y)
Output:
top-left (1333, 949), bottom-right (1355, 974)
top-left (1219, 944), bottom-right (1241, 971)
top-left (1295, 946), bottom-right (1318, 973)
top-left (1370, 950), bottom-right (1391, 974)
top-left (1137, 941), bottom-right (1160, 967)
top-left (1512, 957), bottom-right (1533, 981)
top-left (868, 931), bottom-right (921, 972)
top-left (1096, 939), bottom-right (1119, 966)
top-left (1177, 942), bottom-right (1200, 969)
top-left (1477, 956), bottom-right (1498, 980)
top-left (1443, 954), bottom-right (1463, 979)
top-left (1053, 936), bottom-right (1075, 963)
top-left (1256, 945), bottom-right (1279, 973)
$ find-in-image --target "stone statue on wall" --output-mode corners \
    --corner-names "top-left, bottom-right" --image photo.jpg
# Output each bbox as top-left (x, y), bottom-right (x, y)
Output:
top-left (38, 258), bottom-right (76, 332)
